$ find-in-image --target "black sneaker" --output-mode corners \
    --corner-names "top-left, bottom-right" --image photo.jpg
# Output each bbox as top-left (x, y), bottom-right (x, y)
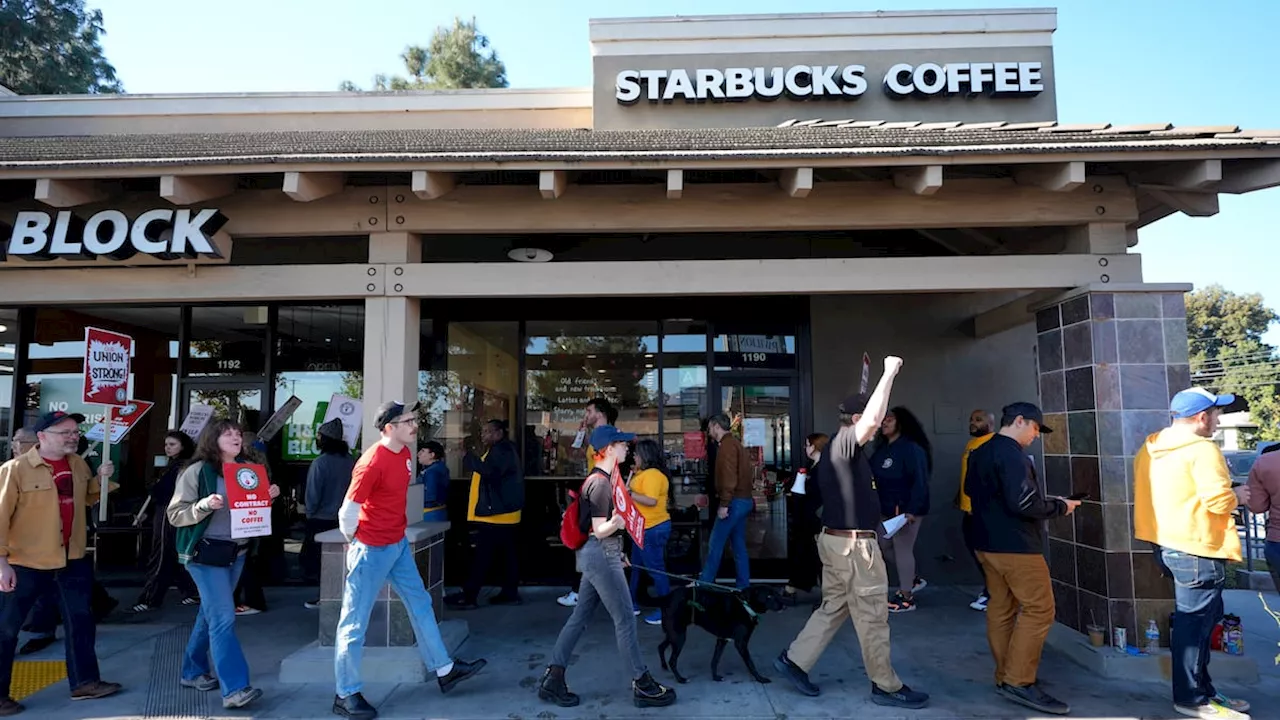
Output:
top-left (332, 692), bottom-right (377, 719)
top-left (443, 592), bottom-right (478, 610)
top-left (17, 635), bottom-right (56, 656)
top-left (997, 682), bottom-right (1069, 715)
top-left (632, 671), bottom-right (676, 708)
top-left (773, 652), bottom-right (820, 696)
top-left (488, 593), bottom-right (523, 606)
top-left (871, 683), bottom-right (929, 709)
top-left (438, 658), bottom-right (486, 694)
top-left (538, 666), bottom-right (580, 708)
top-left (0, 697), bottom-right (22, 717)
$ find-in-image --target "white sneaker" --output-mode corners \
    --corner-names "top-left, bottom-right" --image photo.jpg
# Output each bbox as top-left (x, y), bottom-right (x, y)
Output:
top-left (911, 576), bottom-right (928, 593)
top-left (1175, 700), bottom-right (1250, 719)
top-left (557, 591), bottom-right (578, 607)
top-left (970, 593), bottom-right (989, 611)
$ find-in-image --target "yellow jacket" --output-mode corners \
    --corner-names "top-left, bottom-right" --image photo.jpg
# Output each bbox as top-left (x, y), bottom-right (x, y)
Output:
top-left (956, 433), bottom-right (994, 513)
top-left (0, 449), bottom-right (101, 570)
top-left (1133, 426), bottom-right (1240, 561)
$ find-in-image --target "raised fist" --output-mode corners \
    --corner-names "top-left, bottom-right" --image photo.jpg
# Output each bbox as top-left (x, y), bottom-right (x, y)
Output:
top-left (884, 356), bottom-right (905, 374)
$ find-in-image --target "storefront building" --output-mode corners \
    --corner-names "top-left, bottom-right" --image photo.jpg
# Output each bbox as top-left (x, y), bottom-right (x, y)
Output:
top-left (2, 8), bottom-right (1278, 642)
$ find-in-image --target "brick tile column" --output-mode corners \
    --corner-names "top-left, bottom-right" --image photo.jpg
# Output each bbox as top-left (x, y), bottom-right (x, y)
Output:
top-left (1034, 286), bottom-right (1191, 647)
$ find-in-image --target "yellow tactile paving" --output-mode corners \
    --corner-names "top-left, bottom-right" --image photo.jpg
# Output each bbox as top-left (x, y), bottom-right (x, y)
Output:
top-left (10, 661), bottom-right (66, 701)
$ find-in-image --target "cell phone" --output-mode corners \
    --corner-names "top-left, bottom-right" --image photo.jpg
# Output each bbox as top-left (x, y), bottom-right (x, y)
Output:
top-left (1066, 492), bottom-right (1090, 501)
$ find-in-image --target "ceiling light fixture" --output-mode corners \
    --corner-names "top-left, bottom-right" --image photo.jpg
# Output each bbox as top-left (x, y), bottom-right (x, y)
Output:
top-left (508, 247), bottom-right (553, 263)
top-left (0, 324), bottom-right (7, 332)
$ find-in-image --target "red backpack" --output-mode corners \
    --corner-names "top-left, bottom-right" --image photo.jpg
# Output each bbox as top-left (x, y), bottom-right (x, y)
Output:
top-left (560, 469), bottom-right (607, 550)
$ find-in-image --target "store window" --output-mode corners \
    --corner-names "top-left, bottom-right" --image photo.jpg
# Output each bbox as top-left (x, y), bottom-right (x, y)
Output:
top-left (660, 321), bottom-right (709, 474)
top-left (420, 321), bottom-right (519, 479)
top-left (24, 307), bottom-right (180, 499)
top-left (525, 320), bottom-right (659, 477)
top-left (274, 305), bottom-right (365, 461)
top-left (0, 309), bottom-right (15, 458)
top-left (187, 306), bottom-right (270, 377)
top-left (713, 333), bottom-right (797, 371)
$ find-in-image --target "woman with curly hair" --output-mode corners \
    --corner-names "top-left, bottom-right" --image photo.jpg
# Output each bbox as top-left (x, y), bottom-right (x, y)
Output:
top-left (870, 407), bottom-right (932, 613)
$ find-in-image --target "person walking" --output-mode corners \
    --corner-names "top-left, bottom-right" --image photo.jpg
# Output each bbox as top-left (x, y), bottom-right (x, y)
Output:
top-left (559, 397), bottom-right (616, 608)
top-left (1246, 443), bottom-right (1280, 595)
top-left (773, 357), bottom-right (929, 710)
top-left (957, 409), bottom-right (996, 611)
top-left (0, 411), bottom-right (123, 716)
top-left (332, 401), bottom-right (485, 720)
top-left (870, 407), bottom-right (932, 613)
top-left (967, 402), bottom-right (1078, 716)
top-left (302, 419), bottom-right (355, 610)
top-left (417, 441), bottom-right (449, 523)
top-left (232, 433), bottom-right (271, 617)
top-left (783, 433), bottom-right (826, 602)
top-left (446, 418), bottom-right (525, 609)
top-left (698, 414), bottom-right (754, 589)
top-left (538, 425), bottom-right (676, 709)
top-left (132, 430), bottom-right (200, 614)
top-left (168, 419), bottom-right (276, 710)
top-left (1134, 388), bottom-right (1253, 720)
top-left (627, 438), bottom-right (672, 626)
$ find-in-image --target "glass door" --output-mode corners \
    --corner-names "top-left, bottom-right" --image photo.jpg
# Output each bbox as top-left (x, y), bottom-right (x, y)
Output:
top-left (182, 381), bottom-right (267, 432)
top-left (706, 375), bottom-right (797, 582)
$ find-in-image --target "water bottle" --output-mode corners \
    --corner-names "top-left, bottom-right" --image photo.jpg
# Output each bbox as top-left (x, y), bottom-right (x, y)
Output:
top-left (1144, 620), bottom-right (1160, 653)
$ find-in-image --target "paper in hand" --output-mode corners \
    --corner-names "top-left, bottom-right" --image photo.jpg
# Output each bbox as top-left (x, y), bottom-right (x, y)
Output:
top-left (792, 469), bottom-right (807, 495)
top-left (882, 513), bottom-right (908, 539)
top-left (572, 428), bottom-right (585, 449)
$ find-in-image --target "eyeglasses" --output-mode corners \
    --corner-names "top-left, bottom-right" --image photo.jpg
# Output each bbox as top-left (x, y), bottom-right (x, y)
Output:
top-left (44, 429), bottom-right (82, 438)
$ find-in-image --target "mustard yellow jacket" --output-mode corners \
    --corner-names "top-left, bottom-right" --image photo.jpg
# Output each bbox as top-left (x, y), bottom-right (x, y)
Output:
top-left (1133, 427), bottom-right (1240, 561)
top-left (0, 448), bottom-right (101, 570)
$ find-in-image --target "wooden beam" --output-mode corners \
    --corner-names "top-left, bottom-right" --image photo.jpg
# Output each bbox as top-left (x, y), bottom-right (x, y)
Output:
top-left (1133, 160), bottom-right (1222, 190)
top-left (34, 179), bottom-right (107, 208)
top-left (1146, 188), bottom-right (1220, 217)
top-left (666, 169), bottom-right (683, 200)
top-left (1013, 161), bottom-right (1085, 192)
top-left (159, 175), bottom-right (235, 205)
top-left (282, 172), bottom-right (345, 202)
top-left (779, 168), bottom-right (813, 198)
top-left (1219, 159), bottom-right (1280, 193)
top-left (892, 165), bottom-right (943, 195)
top-left (539, 170), bottom-right (567, 199)
top-left (388, 253), bottom-right (1142, 298)
top-left (411, 171), bottom-right (455, 200)
top-left (967, 290), bottom-right (1065, 338)
top-left (1064, 222), bottom-right (1129, 254)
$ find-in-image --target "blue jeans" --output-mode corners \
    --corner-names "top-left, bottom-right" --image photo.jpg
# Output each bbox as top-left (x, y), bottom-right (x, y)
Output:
top-left (552, 537), bottom-right (647, 678)
top-left (1265, 541), bottom-right (1280, 596)
top-left (1160, 548), bottom-right (1226, 707)
top-left (183, 554), bottom-right (250, 698)
top-left (630, 521), bottom-right (672, 608)
top-left (0, 558), bottom-right (100, 694)
top-left (335, 539), bottom-right (452, 697)
top-left (700, 497), bottom-right (754, 589)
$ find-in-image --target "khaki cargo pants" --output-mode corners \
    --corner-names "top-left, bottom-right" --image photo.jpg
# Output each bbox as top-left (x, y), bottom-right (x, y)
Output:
top-left (786, 531), bottom-right (904, 692)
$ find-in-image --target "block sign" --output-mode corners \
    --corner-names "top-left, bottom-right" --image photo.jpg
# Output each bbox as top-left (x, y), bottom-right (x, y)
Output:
top-left (223, 463), bottom-right (273, 540)
top-left (83, 327), bottom-right (133, 406)
top-left (611, 472), bottom-right (647, 549)
top-left (85, 399), bottom-right (154, 443)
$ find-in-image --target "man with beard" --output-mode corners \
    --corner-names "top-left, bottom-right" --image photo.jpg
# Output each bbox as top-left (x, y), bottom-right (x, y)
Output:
top-left (957, 409), bottom-right (996, 611)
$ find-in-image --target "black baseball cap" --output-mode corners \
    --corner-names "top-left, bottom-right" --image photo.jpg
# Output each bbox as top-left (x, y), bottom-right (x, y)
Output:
top-left (839, 393), bottom-right (869, 415)
top-left (33, 411), bottom-right (86, 433)
top-left (374, 401), bottom-right (420, 430)
top-left (1002, 402), bottom-right (1054, 433)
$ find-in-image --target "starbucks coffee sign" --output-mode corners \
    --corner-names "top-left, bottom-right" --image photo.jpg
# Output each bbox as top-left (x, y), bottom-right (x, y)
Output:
top-left (2, 208), bottom-right (228, 262)
top-left (615, 61), bottom-right (1045, 104)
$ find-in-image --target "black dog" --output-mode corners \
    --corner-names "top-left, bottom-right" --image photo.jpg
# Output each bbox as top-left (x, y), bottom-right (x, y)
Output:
top-left (657, 584), bottom-right (784, 684)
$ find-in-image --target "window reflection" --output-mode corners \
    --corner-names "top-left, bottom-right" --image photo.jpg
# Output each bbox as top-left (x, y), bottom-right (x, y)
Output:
top-left (274, 305), bottom-right (365, 461)
top-left (525, 320), bottom-right (658, 477)
top-left (1, 309), bottom-right (14, 459)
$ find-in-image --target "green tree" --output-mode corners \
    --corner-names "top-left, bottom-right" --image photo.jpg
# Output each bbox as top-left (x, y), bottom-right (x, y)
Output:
top-left (0, 0), bottom-right (122, 94)
top-left (1186, 285), bottom-right (1280, 446)
top-left (339, 17), bottom-right (507, 91)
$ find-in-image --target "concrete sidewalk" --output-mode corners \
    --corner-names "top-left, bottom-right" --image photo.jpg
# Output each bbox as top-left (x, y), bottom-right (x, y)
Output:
top-left (12, 584), bottom-right (1279, 719)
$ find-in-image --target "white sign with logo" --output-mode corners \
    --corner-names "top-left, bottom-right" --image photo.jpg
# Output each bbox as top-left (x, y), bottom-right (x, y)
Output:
top-left (323, 394), bottom-right (363, 447)
top-left (743, 418), bottom-right (768, 449)
top-left (179, 405), bottom-right (216, 441)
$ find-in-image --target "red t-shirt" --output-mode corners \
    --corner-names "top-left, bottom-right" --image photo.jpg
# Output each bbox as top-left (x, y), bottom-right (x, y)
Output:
top-left (347, 443), bottom-right (412, 546)
top-left (49, 458), bottom-right (75, 548)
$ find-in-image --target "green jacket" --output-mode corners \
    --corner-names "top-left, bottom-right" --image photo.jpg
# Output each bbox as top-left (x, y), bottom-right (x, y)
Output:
top-left (167, 461), bottom-right (220, 565)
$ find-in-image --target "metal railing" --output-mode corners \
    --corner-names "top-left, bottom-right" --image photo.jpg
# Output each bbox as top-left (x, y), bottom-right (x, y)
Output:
top-left (1240, 506), bottom-right (1269, 570)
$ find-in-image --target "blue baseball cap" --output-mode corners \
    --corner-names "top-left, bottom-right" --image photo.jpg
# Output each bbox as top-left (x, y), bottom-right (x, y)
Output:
top-left (590, 424), bottom-right (635, 450)
top-left (1170, 387), bottom-right (1235, 419)
top-left (32, 411), bottom-right (86, 433)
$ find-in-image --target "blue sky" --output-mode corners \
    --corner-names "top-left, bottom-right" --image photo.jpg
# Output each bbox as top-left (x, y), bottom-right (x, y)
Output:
top-left (89, 0), bottom-right (1279, 342)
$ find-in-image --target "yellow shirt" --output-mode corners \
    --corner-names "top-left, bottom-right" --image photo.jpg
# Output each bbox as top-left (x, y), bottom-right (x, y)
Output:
top-left (586, 444), bottom-right (595, 472)
top-left (957, 433), bottom-right (994, 513)
top-left (467, 451), bottom-right (521, 525)
top-left (629, 468), bottom-right (670, 528)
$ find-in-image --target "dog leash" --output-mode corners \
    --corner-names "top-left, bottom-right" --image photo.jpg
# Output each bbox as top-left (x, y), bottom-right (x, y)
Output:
top-left (621, 560), bottom-right (760, 620)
